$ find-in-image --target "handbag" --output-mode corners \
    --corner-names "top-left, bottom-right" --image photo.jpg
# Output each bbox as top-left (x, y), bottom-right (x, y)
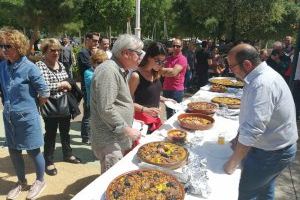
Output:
top-left (41, 94), bottom-right (70, 118)
top-left (40, 64), bottom-right (70, 118)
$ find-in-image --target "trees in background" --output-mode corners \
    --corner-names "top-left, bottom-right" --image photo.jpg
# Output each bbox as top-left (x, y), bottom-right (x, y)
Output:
top-left (0, 0), bottom-right (81, 39)
top-left (139, 0), bottom-right (172, 40)
top-left (80, 0), bottom-right (135, 36)
top-left (0, 0), bottom-right (299, 42)
top-left (176, 0), bottom-right (300, 41)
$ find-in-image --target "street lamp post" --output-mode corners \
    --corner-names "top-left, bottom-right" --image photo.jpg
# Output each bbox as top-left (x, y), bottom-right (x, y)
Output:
top-left (135, 0), bottom-right (141, 39)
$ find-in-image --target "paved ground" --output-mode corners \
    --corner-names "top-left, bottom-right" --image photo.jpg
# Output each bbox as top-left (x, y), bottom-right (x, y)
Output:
top-left (0, 109), bottom-right (100, 200)
top-left (0, 96), bottom-right (299, 200)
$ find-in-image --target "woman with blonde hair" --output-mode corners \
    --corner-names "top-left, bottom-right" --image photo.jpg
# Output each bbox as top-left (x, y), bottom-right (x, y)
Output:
top-left (84, 49), bottom-right (108, 108)
top-left (36, 38), bottom-right (81, 177)
top-left (0, 28), bottom-right (49, 200)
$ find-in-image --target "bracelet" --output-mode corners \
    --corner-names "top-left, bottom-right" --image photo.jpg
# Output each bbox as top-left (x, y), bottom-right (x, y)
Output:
top-left (141, 106), bottom-right (144, 112)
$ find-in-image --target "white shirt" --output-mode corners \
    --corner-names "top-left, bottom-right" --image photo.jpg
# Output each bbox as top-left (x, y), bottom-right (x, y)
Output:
top-left (105, 50), bottom-right (112, 59)
top-left (238, 62), bottom-right (298, 150)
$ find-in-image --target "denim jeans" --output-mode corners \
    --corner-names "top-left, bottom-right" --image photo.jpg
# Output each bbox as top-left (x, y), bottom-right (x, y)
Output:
top-left (163, 90), bottom-right (184, 119)
top-left (238, 143), bottom-right (297, 200)
top-left (81, 102), bottom-right (90, 141)
top-left (9, 148), bottom-right (45, 182)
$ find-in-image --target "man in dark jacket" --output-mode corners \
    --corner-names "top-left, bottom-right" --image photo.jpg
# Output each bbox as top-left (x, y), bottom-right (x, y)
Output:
top-left (77, 32), bottom-right (100, 144)
top-left (59, 36), bottom-right (75, 78)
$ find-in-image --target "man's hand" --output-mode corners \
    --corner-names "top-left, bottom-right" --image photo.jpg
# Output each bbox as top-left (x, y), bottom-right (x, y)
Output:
top-left (223, 141), bottom-right (250, 175)
top-left (224, 158), bottom-right (239, 175)
top-left (123, 126), bottom-right (141, 141)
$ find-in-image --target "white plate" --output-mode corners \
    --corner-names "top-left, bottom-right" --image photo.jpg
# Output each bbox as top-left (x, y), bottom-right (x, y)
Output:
top-left (132, 120), bottom-right (148, 136)
top-left (164, 100), bottom-right (182, 110)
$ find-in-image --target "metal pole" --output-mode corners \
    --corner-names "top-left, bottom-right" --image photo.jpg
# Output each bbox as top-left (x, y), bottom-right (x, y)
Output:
top-left (135, 0), bottom-right (141, 39)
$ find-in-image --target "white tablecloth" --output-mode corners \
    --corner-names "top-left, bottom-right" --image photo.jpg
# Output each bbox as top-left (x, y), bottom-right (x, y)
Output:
top-left (72, 89), bottom-right (242, 200)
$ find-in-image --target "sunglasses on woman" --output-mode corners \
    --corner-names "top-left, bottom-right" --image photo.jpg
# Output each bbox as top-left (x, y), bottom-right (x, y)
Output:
top-left (154, 59), bottom-right (166, 65)
top-left (0, 44), bottom-right (12, 50)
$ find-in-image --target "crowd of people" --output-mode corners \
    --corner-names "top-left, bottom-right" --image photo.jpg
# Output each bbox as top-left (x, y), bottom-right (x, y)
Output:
top-left (0, 27), bottom-right (299, 200)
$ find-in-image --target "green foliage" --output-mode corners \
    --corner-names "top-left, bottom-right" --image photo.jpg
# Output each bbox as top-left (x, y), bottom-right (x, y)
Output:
top-left (139, 0), bottom-right (172, 40)
top-left (71, 45), bottom-right (83, 81)
top-left (80, 0), bottom-right (135, 35)
top-left (0, 0), bottom-right (82, 35)
top-left (272, 1), bottom-right (300, 39)
top-left (0, 0), bottom-right (299, 42)
top-left (20, 0), bottom-right (79, 33)
top-left (175, 0), bottom-right (300, 41)
top-left (0, 0), bottom-right (24, 29)
top-left (171, 0), bottom-right (203, 38)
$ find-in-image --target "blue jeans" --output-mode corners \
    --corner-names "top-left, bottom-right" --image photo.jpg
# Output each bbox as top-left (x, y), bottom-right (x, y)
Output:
top-left (80, 80), bottom-right (90, 141)
top-left (238, 143), bottom-right (297, 200)
top-left (163, 90), bottom-right (184, 119)
top-left (81, 102), bottom-right (90, 141)
top-left (9, 148), bottom-right (45, 182)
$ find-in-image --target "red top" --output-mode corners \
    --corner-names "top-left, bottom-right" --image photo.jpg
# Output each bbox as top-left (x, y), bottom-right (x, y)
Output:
top-left (163, 53), bottom-right (187, 91)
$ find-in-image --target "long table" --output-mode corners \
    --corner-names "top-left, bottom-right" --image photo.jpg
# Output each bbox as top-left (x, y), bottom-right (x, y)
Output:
top-left (72, 89), bottom-right (242, 200)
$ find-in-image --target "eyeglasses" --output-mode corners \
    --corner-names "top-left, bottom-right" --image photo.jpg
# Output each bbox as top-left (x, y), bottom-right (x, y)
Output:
top-left (173, 45), bottom-right (181, 48)
top-left (49, 48), bottom-right (61, 53)
top-left (128, 49), bottom-right (143, 57)
top-left (154, 59), bottom-right (165, 65)
top-left (0, 44), bottom-right (12, 50)
top-left (228, 62), bottom-right (240, 69)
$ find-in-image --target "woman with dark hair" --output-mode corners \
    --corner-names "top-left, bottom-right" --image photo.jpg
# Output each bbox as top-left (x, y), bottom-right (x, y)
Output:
top-left (129, 42), bottom-right (173, 133)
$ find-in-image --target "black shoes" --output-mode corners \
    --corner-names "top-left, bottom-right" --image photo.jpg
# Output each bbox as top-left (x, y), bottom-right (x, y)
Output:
top-left (45, 156), bottom-right (81, 176)
top-left (63, 156), bottom-right (81, 164)
top-left (82, 138), bottom-right (91, 145)
top-left (45, 164), bottom-right (57, 176)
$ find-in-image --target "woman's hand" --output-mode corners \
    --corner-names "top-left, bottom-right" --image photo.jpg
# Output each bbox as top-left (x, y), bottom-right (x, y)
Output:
top-left (38, 96), bottom-right (48, 105)
top-left (59, 81), bottom-right (72, 91)
top-left (143, 107), bottom-right (160, 117)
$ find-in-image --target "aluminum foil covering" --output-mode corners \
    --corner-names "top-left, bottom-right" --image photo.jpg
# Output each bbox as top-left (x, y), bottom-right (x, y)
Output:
top-left (215, 105), bottom-right (239, 120)
top-left (182, 152), bottom-right (211, 198)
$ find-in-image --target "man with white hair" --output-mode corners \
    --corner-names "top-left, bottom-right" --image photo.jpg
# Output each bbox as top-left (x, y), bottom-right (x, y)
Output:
top-left (90, 34), bottom-right (143, 173)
